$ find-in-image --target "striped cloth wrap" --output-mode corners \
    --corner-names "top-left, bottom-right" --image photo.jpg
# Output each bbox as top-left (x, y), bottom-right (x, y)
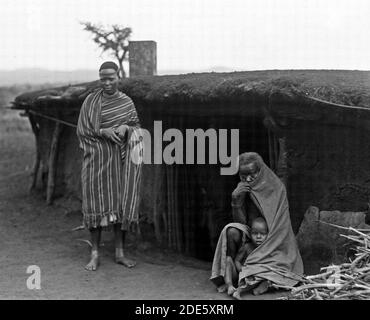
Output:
top-left (77, 88), bottom-right (143, 230)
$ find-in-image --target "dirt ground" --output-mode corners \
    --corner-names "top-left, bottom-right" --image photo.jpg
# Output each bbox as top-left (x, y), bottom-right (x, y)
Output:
top-left (0, 108), bottom-right (286, 300)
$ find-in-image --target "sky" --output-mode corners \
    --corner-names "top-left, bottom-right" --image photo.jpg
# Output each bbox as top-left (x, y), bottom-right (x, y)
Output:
top-left (1, 0), bottom-right (370, 73)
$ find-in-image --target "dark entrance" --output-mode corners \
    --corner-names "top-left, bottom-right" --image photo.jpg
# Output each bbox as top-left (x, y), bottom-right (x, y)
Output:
top-left (174, 112), bottom-right (271, 260)
top-left (143, 102), bottom-right (272, 260)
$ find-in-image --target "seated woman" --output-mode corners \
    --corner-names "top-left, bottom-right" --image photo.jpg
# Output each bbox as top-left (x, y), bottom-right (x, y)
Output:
top-left (210, 152), bottom-right (303, 297)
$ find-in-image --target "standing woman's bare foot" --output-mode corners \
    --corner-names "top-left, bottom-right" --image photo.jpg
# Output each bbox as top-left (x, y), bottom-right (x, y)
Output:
top-left (115, 249), bottom-right (136, 268)
top-left (85, 250), bottom-right (99, 271)
top-left (116, 255), bottom-right (136, 268)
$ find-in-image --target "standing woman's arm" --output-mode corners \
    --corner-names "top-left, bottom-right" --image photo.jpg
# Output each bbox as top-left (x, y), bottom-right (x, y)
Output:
top-left (116, 103), bottom-right (141, 138)
top-left (77, 94), bottom-right (103, 141)
top-left (126, 106), bottom-right (141, 128)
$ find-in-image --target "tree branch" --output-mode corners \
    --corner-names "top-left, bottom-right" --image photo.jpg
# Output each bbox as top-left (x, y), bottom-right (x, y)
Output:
top-left (80, 21), bottom-right (132, 77)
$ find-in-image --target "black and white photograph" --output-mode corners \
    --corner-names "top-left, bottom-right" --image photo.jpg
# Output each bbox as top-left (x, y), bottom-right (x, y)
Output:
top-left (1, 0), bottom-right (370, 307)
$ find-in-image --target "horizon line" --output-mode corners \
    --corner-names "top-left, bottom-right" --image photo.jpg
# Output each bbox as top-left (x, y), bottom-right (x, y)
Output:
top-left (1, 67), bottom-right (370, 73)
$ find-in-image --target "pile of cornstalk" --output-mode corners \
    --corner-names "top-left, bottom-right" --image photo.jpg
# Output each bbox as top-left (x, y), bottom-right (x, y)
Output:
top-left (279, 222), bottom-right (370, 300)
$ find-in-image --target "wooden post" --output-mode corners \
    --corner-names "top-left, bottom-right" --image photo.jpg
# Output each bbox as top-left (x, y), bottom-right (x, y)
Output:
top-left (166, 165), bottom-right (174, 249)
top-left (276, 137), bottom-right (289, 188)
top-left (182, 166), bottom-right (191, 254)
top-left (128, 41), bottom-right (157, 77)
top-left (267, 128), bottom-right (276, 171)
top-left (28, 113), bottom-right (40, 191)
top-left (31, 150), bottom-right (41, 190)
top-left (153, 164), bottom-right (163, 245)
top-left (165, 164), bottom-right (182, 251)
top-left (263, 113), bottom-right (289, 188)
top-left (173, 165), bottom-right (182, 252)
top-left (263, 115), bottom-right (280, 172)
top-left (46, 122), bottom-right (62, 205)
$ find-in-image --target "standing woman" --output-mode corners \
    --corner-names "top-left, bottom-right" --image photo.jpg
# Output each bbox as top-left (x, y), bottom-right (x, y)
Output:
top-left (77, 61), bottom-right (143, 271)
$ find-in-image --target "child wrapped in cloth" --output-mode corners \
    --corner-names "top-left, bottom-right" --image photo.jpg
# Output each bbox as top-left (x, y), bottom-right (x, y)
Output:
top-left (210, 152), bottom-right (303, 298)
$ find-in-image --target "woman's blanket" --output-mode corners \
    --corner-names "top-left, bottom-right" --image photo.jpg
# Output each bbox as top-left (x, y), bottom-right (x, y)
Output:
top-left (210, 222), bottom-right (250, 287)
top-left (238, 152), bottom-right (304, 287)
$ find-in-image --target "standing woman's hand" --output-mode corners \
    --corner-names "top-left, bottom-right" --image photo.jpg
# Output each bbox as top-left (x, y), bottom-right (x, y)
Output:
top-left (100, 128), bottom-right (121, 144)
top-left (115, 125), bottom-right (129, 138)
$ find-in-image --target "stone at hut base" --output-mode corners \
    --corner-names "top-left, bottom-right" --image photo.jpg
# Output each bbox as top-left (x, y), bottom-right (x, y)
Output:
top-left (296, 206), bottom-right (370, 275)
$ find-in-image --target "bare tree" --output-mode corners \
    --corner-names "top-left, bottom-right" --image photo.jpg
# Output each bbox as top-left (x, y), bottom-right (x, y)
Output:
top-left (81, 22), bottom-right (132, 78)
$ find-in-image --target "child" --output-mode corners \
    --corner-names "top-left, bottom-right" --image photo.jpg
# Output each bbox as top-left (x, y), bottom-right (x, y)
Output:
top-left (223, 217), bottom-right (269, 297)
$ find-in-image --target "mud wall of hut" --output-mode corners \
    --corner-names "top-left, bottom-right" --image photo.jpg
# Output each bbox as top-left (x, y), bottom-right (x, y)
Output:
top-left (29, 99), bottom-right (270, 260)
top-left (285, 120), bottom-right (370, 232)
top-left (28, 98), bottom-right (370, 261)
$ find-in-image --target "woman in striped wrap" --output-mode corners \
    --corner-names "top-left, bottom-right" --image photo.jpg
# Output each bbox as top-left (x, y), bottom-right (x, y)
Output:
top-left (77, 61), bottom-right (143, 271)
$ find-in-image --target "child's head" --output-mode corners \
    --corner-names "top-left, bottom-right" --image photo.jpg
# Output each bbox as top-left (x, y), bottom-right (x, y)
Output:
top-left (251, 217), bottom-right (268, 247)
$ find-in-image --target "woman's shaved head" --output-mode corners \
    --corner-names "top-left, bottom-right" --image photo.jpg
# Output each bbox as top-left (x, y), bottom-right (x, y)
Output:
top-left (237, 152), bottom-right (263, 182)
top-left (99, 61), bottom-right (119, 72)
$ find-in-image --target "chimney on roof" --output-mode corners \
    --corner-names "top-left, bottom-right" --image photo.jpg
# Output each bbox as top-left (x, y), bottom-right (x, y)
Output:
top-left (128, 41), bottom-right (157, 77)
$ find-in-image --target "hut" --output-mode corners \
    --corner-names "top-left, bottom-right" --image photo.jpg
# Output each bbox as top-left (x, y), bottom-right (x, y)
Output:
top-left (12, 70), bottom-right (370, 261)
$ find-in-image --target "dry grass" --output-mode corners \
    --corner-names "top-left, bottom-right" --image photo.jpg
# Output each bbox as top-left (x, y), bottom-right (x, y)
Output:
top-left (13, 70), bottom-right (370, 109)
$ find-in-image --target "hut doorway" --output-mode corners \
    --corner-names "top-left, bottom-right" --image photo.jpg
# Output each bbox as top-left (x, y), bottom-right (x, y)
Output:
top-left (191, 114), bottom-right (273, 260)
top-left (156, 112), bottom-right (273, 261)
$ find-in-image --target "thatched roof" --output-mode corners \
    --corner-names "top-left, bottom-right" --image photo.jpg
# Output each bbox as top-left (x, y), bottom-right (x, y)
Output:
top-left (12, 70), bottom-right (370, 106)
top-left (12, 70), bottom-right (370, 125)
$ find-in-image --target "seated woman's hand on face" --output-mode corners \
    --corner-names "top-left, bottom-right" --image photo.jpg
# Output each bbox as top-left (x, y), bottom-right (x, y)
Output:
top-left (231, 182), bottom-right (251, 207)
